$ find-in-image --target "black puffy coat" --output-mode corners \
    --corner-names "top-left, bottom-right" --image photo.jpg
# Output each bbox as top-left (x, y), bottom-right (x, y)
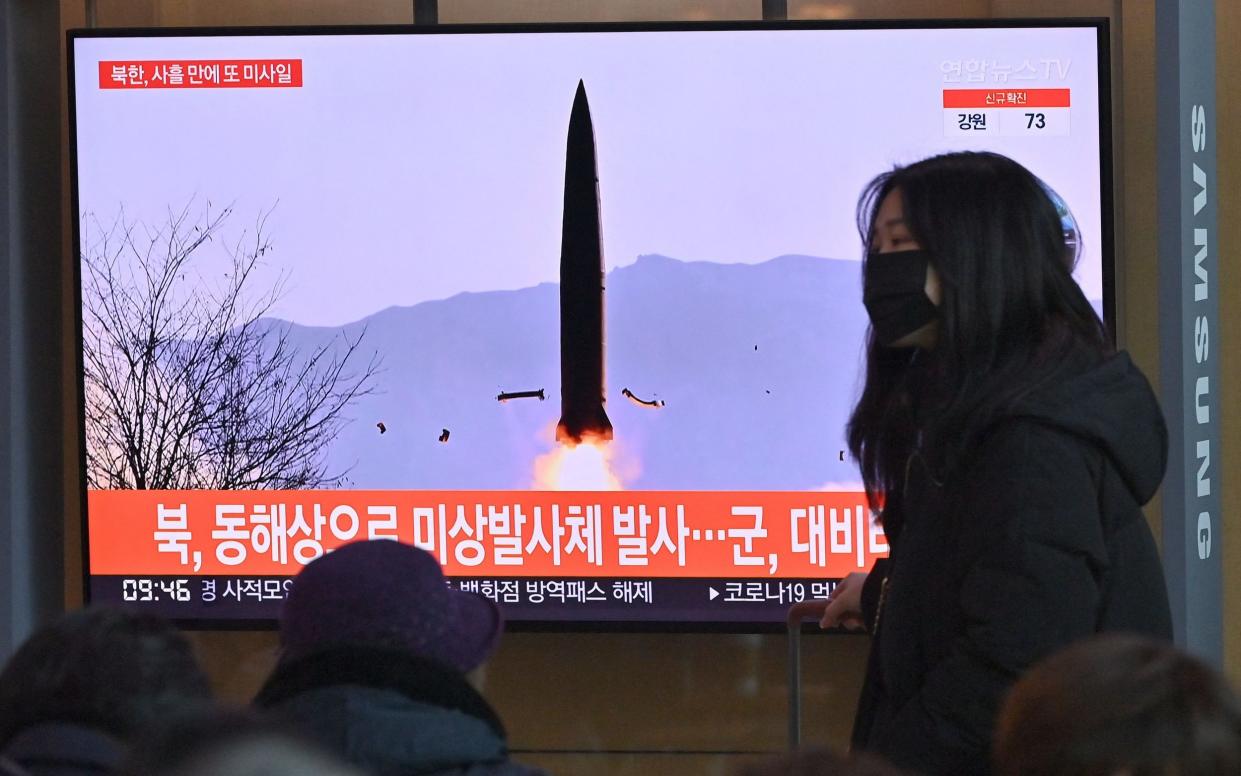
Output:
top-left (0, 723), bottom-right (123, 776)
top-left (851, 350), bottom-right (1173, 775)
top-left (255, 646), bottom-right (545, 776)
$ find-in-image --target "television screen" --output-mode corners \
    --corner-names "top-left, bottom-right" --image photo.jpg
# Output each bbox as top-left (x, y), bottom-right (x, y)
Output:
top-left (71, 21), bottom-right (1110, 628)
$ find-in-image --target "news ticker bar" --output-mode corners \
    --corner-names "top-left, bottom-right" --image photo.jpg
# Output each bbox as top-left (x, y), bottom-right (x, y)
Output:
top-left (90, 575), bottom-right (845, 623)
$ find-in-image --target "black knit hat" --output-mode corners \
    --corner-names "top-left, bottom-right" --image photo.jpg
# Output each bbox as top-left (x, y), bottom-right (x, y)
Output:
top-left (279, 540), bottom-right (502, 673)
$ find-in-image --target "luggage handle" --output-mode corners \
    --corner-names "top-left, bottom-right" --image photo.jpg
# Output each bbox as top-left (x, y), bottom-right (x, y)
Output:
top-left (786, 599), bottom-right (829, 750)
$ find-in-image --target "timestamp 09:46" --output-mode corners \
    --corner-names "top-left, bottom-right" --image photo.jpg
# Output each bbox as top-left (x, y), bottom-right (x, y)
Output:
top-left (121, 578), bottom-right (192, 602)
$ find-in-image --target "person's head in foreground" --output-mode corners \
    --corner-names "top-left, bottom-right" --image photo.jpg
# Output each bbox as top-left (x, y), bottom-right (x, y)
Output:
top-left (994, 634), bottom-right (1241, 776)
top-left (122, 709), bottom-right (361, 776)
top-left (738, 748), bottom-right (911, 776)
top-left (256, 540), bottom-right (542, 776)
top-left (0, 607), bottom-right (213, 775)
top-left (851, 149), bottom-right (1109, 502)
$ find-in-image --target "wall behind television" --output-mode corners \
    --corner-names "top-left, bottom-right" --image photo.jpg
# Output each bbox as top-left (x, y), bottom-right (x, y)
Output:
top-left (48, 1), bottom-right (1241, 774)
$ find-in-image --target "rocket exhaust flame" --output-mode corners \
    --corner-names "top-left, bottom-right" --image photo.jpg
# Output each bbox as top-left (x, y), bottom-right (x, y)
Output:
top-left (534, 433), bottom-right (623, 491)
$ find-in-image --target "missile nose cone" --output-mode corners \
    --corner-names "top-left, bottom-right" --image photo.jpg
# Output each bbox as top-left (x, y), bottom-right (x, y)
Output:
top-left (569, 80), bottom-right (593, 133)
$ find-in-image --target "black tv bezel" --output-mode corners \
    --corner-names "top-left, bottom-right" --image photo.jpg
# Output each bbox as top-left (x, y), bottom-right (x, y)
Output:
top-left (68, 18), bottom-right (1115, 633)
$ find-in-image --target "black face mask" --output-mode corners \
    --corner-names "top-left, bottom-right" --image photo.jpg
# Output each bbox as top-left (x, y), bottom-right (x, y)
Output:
top-left (862, 249), bottom-right (939, 346)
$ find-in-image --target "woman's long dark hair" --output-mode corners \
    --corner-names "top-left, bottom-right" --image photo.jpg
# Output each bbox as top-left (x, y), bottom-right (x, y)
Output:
top-left (847, 151), bottom-right (1109, 515)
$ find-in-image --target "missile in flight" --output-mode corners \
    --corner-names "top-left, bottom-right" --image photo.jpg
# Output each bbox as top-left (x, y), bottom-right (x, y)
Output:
top-left (555, 80), bottom-right (613, 445)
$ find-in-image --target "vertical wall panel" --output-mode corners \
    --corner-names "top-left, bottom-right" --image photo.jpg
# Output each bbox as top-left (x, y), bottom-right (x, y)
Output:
top-left (3, 0), bottom-right (65, 659)
top-left (1215, 0), bottom-right (1241, 683)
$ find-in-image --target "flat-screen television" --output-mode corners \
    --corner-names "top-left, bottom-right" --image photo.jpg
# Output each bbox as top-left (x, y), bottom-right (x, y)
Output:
top-left (70, 20), bottom-right (1111, 629)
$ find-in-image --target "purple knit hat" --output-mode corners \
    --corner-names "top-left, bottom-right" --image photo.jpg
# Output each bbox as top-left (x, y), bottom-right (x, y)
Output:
top-left (279, 540), bottom-right (502, 673)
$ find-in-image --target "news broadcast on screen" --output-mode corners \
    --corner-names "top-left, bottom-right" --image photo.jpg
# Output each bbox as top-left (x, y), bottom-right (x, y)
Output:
top-left (70, 21), bottom-right (1109, 626)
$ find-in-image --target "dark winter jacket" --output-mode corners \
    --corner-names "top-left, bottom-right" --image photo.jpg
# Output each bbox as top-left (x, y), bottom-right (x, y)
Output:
top-left (254, 646), bottom-right (544, 776)
top-left (850, 350), bottom-right (1173, 775)
top-left (0, 723), bottom-right (124, 775)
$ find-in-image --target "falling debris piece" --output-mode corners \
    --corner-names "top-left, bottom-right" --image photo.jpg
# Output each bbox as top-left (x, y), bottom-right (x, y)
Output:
top-left (439, 429), bottom-right (451, 443)
top-left (376, 422), bottom-right (387, 434)
top-left (754, 345), bottom-right (758, 351)
top-left (765, 390), bottom-right (771, 394)
top-left (622, 388), bottom-right (665, 409)
top-left (839, 451), bottom-right (845, 461)
top-left (497, 389), bottom-right (546, 403)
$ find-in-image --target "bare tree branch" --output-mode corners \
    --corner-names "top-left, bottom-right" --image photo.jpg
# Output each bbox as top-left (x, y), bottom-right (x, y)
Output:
top-left (81, 201), bottom-right (381, 491)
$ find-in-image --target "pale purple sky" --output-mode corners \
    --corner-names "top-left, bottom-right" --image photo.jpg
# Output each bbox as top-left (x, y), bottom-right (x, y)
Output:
top-left (74, 27), bottom-right (1103, 326)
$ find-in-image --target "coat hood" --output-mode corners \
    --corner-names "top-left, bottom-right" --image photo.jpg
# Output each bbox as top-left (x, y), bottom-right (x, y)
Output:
top-left (255, 646), bottom-right (534, 776)
top-left (1007, 350), bottom-right (1168, 505)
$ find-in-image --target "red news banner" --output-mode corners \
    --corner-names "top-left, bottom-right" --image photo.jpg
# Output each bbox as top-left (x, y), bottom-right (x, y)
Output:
top-left (942, 88), bottom-right (1071, 108)
top-left (98, 60), bottom-right (303, 89)
top-left (88, 491), bottom-right (888, 579)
